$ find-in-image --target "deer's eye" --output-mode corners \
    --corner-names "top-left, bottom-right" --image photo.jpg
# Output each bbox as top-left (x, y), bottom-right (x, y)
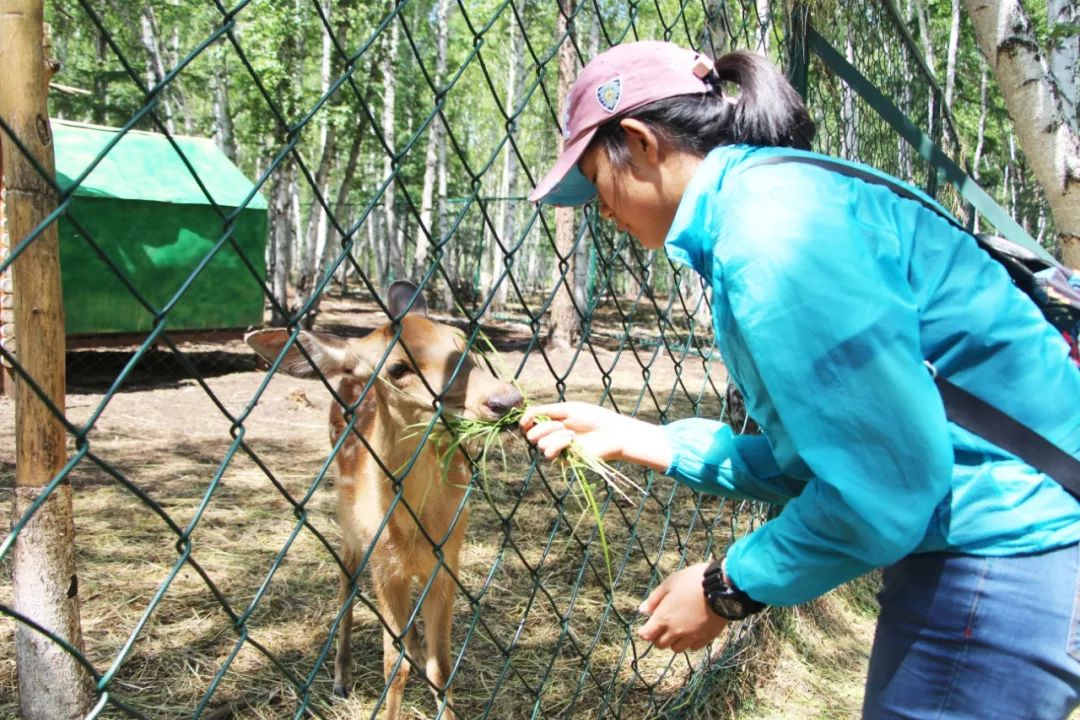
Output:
top-left (386, 361), bottom-right (414, 381)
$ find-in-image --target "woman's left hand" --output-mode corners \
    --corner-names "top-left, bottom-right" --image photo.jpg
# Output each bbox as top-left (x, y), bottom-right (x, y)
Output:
top-left (637, 562), bottom-right (729, 652)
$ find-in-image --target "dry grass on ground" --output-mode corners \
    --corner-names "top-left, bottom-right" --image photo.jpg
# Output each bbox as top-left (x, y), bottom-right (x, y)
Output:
top-left (4, 294), bottom-right (820, 719)
top-left (0, 293), bottom-right (909, 720)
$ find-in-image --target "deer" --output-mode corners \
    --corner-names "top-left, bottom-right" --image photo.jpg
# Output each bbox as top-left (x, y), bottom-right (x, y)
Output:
top-left (245, 281), bottom-right (523, 720)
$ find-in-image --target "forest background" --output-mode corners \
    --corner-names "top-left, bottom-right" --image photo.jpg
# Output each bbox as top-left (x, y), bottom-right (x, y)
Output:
top-left (41, 0), bottom-right (1080, 340)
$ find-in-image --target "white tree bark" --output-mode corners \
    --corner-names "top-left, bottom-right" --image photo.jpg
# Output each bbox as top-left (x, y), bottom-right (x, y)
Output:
top-left (168, 19), bottom-right (191, 135)
top-left (268, 154), bottom-right (292, 325)
top-left (211, 45), bottom-right (237, 162)
top-left (415, 0), bottom-right (450, 283)
top-left (945, 0), bottom-right (962, 107)
top-left (290, 177), bottom-right (302, 278)
top-left (437, 112), bottom-right (453, 309)
top-left (913, 0), bottom-right (938, 74)
top-left (138, 7), bottom-right (175, 134)
top-left (840, 30), bottom-right (859, 159)
top-left (380, 14), bottom-right (401, 281)
top-left (898, 25), bottom-right (915, 177)
top-left (296, 2), bottom-right (336, 328)
top-left (331, 127), bottom-right (363, 289)
top-left (1048, 0), bottom-right (1079, 134)
top-left (973, 66), bottom-right (990, 232)
top-left (1007, 133), bottom-right (1019, 218)
top-left (964, 0), bottom-right (1080, 267)
top-left (912, 0), bottom-right (939, 143)
top-left (755, 0), bottom-right (771, 55)
top-left (486, 3), bottom-right (523, 309)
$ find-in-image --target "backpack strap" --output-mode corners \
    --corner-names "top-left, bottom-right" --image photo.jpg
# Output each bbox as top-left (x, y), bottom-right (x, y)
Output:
top-left (932, 372), bottom-right (1080, 498)
top-left (748, 153), bottom-right (1080, 498)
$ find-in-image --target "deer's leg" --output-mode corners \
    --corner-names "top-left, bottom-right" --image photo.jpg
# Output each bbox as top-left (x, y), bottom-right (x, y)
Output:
top-left (333, 546), bottom-right (359, 698)
top-left (375, 572), bottom-right (419, 720)
top-left (420, 565), bottom-right (459, 720)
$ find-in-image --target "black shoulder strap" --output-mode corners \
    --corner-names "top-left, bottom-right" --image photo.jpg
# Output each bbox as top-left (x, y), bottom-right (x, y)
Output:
top-left (749, 154), bottom-right (1080, 499)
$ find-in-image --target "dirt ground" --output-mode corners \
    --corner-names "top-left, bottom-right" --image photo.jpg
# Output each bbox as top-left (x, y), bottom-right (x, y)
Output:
top-left (2, 292), bottom-right (800, 719)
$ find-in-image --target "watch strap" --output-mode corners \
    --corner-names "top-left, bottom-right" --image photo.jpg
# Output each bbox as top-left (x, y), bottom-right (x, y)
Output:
top-left (702, 559), bottom-right (766, 620)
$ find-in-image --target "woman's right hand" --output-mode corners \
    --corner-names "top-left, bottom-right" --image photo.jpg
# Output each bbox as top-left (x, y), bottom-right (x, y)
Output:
top-left (521, 402), bottom-right (673, 471)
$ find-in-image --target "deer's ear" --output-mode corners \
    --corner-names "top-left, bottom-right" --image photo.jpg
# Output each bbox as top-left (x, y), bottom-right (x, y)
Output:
top-left (386, 280), bottom-right (428, 318)
top-left (245, 328), bottom-right (356, 379)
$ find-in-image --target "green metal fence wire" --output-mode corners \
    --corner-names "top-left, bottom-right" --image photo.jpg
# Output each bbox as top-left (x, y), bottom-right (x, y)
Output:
top-left (0, 1), bottom-right (1034, 718)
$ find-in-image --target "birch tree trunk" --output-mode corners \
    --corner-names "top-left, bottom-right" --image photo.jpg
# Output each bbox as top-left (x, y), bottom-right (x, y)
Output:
top-left (168, 20), bottom-right (192, 135)
top-left (546, 0), bottom-right (580, 349)
top-left (330, 127), bottom-right (363, 289)
top-left (1006, 133), bottom-right (1019, 218)
top-left (840, 29), bottom-right (859, 159)
top-left (755, 0), bottom-right (771, 55)
top-left (972, 66), bottom-right (990, 232)
top-left (211, 44), bottom-right (237, 162)
top-left (944, 0), bottom-right (962, 108)
top-left (415, 0), bottom-right (450, 283)
top-left (964, 0), bottom-right (1080, 268)
top-left (138, 6), bottom-right (175, 134)
top-left (487, 3), bottom-right (523, 309)
top-left (395, 102), bottom-right (413, 276)
top-left (913, 0), bottom-right (938, 74)
top-left (93, 28), bottom-right (109, 124)
top-left (381, 11), bottom-right (401, 281)
top-left (268, 153), bottom-right (292, 326)
top-left (1, 4), bottom-right (95, 715)
top-left (296, 3), bottom-right (336, 329)
top-left (437, 106), bottom-right (453, 309)
top-left (899, 30), bottom-right (914, 177)
top-left (291, 177), bottom-right (303, 279)
top-left (1048, 0), bottom-right (1078, 135)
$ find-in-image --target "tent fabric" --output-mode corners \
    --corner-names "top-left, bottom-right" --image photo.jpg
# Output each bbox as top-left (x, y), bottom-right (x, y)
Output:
top-left (60, 199), bottom-right (267, 335)
top-left (47, 120), bottom-right (269, 335)
top-left (53, 119), bottom-right (267, 210)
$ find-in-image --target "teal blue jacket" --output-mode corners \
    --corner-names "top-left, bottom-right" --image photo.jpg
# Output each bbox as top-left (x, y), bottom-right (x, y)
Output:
top-left (663, 145), bottom-right (1080, 606)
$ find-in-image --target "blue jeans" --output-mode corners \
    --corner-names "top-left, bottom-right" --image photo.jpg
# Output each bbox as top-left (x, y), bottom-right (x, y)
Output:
top-left (864, 543), bottom-right (1080, 719)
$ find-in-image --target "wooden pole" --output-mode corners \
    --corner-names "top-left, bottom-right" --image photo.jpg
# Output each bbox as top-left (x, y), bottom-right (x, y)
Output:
top-left (0, 2), bottom-right (95, 717)
top-left (1, 136), bottom-right (15, 396)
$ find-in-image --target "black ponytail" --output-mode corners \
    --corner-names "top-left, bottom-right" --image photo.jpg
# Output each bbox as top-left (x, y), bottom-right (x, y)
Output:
top-left (713, 51), bottom-right (815, 149)
top-left (593, 50), bottom-right (815, 166)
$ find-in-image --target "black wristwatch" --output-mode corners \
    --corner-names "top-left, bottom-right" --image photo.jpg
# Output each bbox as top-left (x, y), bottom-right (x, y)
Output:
top-left (702, 559), bottom-right (766, 620)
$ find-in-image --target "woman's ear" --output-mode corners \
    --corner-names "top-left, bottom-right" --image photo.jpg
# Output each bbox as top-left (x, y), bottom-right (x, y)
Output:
top-left (618, 118), bottom-right (661, 166)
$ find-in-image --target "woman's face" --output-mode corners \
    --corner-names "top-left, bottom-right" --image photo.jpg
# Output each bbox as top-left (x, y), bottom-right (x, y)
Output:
top-left (578, 143), bottom-right (672, 250)
top-left (577, 122), bottom-right (701, 250)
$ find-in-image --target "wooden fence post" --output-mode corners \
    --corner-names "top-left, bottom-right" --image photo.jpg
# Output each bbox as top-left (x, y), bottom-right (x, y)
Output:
top-left (1, 137), bottom-right (15, 396)
top-left (0, 2), bottom-right (95, 717)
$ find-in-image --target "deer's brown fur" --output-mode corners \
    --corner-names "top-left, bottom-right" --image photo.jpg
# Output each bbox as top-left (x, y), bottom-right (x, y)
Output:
top-left (246, 282), bottom-right (522, 719)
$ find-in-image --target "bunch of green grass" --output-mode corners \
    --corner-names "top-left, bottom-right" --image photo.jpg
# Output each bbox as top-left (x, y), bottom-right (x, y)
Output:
top-left (553, 438), bottom-right (644, 588)
top-left (422, 405), bottom-right (643, 589)
top-left (403, 329), bottom-right (645, 587)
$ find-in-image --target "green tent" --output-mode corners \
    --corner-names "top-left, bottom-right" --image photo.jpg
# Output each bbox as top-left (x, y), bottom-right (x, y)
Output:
top-left (53, 120), bottom-right (268, 336)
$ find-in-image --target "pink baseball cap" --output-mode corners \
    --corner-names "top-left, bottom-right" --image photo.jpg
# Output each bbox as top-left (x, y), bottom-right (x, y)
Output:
top-left (529, 41), bottom-right (714, 206)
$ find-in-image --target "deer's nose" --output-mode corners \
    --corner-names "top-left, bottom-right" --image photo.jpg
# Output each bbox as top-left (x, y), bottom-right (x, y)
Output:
top-left (484, 388), bottom-right (523, 418)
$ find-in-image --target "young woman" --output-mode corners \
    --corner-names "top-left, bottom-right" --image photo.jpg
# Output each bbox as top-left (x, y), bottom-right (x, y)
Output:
top-left (520, 41), bottom-right (1080, 718)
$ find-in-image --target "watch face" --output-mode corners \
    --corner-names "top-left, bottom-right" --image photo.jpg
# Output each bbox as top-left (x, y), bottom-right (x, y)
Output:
top-left (702, 559), bottom-right (764, 620)
top-left (709, 595), bottom-right (747, 619)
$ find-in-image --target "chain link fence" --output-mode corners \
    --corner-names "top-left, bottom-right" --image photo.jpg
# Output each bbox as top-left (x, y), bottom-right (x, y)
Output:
top-left (0, 1), bottom-right (1029, 718)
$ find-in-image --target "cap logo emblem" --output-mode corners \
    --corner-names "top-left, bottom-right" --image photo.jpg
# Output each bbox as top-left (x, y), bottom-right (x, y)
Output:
top-left (596, 78), bottom-right (621, 113)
